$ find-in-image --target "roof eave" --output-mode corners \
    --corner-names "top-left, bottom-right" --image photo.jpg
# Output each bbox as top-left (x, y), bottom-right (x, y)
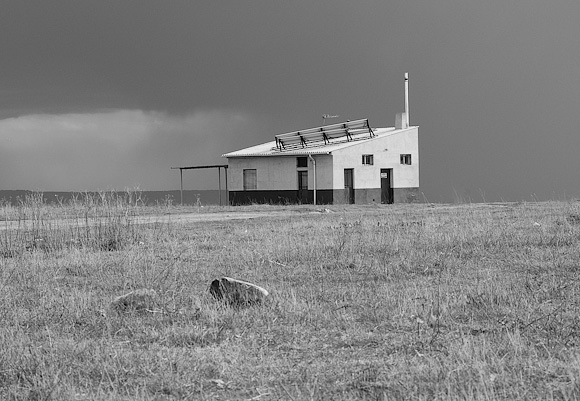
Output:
top-left (223, 150), bottom-right (332, 158)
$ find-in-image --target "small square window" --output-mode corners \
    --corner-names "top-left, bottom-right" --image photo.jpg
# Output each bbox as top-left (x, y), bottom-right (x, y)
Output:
top-left (362, 154), bottom-right (374, 165)
top-left (400, 154), bottom-right (412, 165)
top-left (297, 157), bottom-right (308, 168)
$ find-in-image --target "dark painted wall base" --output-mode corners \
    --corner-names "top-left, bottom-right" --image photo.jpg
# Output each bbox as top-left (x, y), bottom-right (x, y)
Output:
top-left (356, 189), bottom-right (383, 204)
top-left (393, 187), bottom-right (421, 203)
top-left (229, 187), bottom-right (420, 205)
top-left (331, 189), bottom-right (381, 204)
top-left (229, 190), bottom-right (334, 205)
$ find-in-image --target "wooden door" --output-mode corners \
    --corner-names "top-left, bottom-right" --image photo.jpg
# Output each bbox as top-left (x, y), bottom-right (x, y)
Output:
top-left (297, 171), bottom-right (309, 203)
top-left (381, 169), bottom-right (393, 204)
top-left (344, 168), bottom-right (354, 204)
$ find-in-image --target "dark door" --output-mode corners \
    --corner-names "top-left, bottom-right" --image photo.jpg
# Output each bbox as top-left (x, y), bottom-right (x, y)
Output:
top-left (344, 168), bottom-right (355, 204)
top-left (297, 171), bottom-right (309, 203)
top-left (381, 169), bottom-right (393, 204)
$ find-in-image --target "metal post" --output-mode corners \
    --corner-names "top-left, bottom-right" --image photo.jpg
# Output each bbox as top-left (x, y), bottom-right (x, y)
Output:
top-left (218, 167), bottom-right (222, 206)
top-left (180, 168), bottom-right (183, 206)
top-left (225, 167), bottom-right (229, 205)
top-left (171, 165), bottom-right (229, 206)
top-left (308, 155), bottom-right (316, 205)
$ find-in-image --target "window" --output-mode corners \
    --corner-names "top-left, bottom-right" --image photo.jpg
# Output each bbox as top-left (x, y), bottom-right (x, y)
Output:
top-left (400, 154), bottom-right (412, 165)
top-left (362, 154), bottom-right (374, 165)
top-left (243, 169), bottom-right (257, 190)
top-left (296, 157), bottom-right (308, 168)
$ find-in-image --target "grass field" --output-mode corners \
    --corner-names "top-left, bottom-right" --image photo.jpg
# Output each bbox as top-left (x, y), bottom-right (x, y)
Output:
top-left (1, 193), bottom-right (580, 400)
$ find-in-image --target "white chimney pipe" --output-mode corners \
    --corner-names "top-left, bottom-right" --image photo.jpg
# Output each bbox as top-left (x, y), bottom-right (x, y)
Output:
top-left (404, 72), bottom-right (409, 127)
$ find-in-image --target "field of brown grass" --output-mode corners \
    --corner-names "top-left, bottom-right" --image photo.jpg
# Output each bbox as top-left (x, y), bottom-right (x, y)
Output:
top-left (1, 193), bottom-right (580, 400)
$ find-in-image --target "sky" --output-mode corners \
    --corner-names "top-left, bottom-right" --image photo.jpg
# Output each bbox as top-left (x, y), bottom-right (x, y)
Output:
top-left (1, 0), bottom-right (579, 202)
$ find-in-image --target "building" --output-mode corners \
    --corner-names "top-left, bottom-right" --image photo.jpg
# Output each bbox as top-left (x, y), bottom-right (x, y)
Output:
top-left (222, 74), bottom-right (419, 205)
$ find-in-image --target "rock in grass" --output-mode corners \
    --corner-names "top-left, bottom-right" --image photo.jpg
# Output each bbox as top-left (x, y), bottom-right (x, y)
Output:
top-left (65, 238), bottom-right (82, 248)
top-left (1, 249), bottom-right (21, 258)
top-left (110, 288), bottom-right (158, 312)
top-left (209, 277), bottom-right (269, 307)
top-left (101, 237), bottom-right (123, 251)
top-left (26, 238), bottom-right (50, 252)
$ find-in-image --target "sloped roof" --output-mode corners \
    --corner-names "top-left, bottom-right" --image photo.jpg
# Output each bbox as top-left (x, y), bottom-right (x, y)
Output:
top-left (222, 125), bottom-right (415, 158)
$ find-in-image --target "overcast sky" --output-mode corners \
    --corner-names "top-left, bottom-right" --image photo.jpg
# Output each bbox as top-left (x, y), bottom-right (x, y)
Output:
top-left (1, 0), bottom-right (579, 202)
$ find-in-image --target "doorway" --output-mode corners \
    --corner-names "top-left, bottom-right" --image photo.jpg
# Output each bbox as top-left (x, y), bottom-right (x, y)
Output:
top-left (297, 171), bottom-right (309, 203)
top-left (344, 168), bottom-right (355, 204)
top-left (380, 169), bottom-right (393, 204)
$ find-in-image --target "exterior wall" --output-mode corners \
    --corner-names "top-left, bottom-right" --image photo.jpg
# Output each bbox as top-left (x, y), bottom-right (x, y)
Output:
top-left (332, 127), bottom-right (419, 193)
top-left (393, 187), bottom-right (420, 203)
top-left (332, 189), bottom-right (384, 204)
top-left (229, 189), bottom-right (334, 205)
top-left (308, 154), bottom-right (333, 190)
top-left (227, 154), bottom-right (333, 191)
top-left (355, 188), bottom-right (383, 204)
top-left (225, 127), bottom-right (419, 204)
top-left (227, 157), bottom-right (298, 191)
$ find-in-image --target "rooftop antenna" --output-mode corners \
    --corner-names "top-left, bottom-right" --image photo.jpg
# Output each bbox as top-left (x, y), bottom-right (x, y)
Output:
top-left (322, 114), bottom-right (339, 126)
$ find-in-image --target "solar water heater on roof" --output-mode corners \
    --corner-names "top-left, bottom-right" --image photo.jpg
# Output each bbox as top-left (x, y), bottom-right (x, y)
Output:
top-left (274, 118), bottom-right (374, 150)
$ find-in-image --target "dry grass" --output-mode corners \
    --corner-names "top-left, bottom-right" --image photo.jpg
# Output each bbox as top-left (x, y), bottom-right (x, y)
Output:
top-left (1, 193), bottom-right (580, 400)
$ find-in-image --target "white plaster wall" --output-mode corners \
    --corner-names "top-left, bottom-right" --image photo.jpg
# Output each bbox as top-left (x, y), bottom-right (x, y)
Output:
top-left (226, 156), bottom-right (300, 191)
top-left (226, 128), bottom-right (418, 192)
top-left (307, 154), bottom-right (333, 190)
top-left (332, 127), bottom-right (419, 189)
top-left (227, 155), bottom-right (334, 191)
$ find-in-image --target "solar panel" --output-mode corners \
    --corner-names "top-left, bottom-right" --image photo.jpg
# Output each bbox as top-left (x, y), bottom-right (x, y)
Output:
top-left (274, 119), bottom-right (374, 150)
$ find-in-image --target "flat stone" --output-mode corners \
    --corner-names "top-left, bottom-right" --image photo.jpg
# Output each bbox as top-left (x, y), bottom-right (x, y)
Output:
top-left (209, 277), bottom-right (269, 307)
top-left (110, 288), bottom-right (158, 312)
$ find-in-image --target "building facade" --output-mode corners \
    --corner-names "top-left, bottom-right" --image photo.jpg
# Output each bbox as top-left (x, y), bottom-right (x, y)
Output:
top-left (222, 116), bottom-right (419, 205)
top-left (222, 73), bottom-right (419, 205)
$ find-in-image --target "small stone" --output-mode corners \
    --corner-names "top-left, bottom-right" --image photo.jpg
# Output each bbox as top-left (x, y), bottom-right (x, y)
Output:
top-left (65, 238), bottom-right (82, 248)
top-left (101, 237), bottom-right (122, 251)
top-left (209, 277), bottom-right (269, 307)
top-left (26, 238), bottom-right (49, 252)
top-left (1, 249), bottom-right (20, 258)
top-left (110, 288), bottom-right (158, 312)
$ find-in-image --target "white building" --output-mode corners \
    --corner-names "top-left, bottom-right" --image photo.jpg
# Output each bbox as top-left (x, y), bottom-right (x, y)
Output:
top-left (222, 74), bottom-right (419, 205)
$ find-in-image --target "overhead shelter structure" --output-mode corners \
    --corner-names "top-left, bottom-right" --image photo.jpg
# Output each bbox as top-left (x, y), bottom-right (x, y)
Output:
top-left (221, 73), bottom-right (419, 206)
top-left (170, 165), bottom-right (228, 205)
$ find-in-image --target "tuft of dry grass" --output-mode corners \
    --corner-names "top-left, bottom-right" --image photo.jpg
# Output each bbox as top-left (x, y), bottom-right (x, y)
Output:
top-left (1, 195), bottom-right (580, 399)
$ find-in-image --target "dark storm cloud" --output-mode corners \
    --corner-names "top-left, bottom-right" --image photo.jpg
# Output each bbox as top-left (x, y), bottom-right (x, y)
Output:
top-left (0, 1), bottom-right (413, 118)
top-left (0, 110), bottom-right (269, 190)
top-left (1, 1), bottom-right (580, 200)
